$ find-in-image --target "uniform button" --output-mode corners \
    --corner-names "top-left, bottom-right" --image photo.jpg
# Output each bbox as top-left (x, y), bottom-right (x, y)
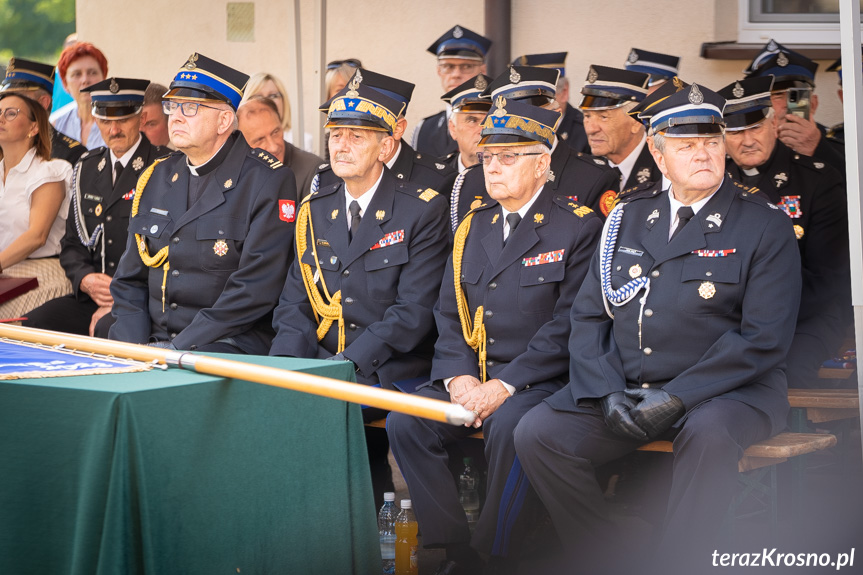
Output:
top-left (705, 271), bottom-right (713, 277)
top-left (345, 297), bottom-right (354, 305)
top-left (106, 215), bottom-right (113, 222)
top-left (349, 323), bottom-right (357, 330)
top-left (538, 276), bottom-right (544, 282)
top-left (170, 303), bottom-right (178, 310)
top-left (170, 332), bottom-right (178, 339)
top-left (486, 360), bottom-right (495, 367)
top-left (651, 270), bottom-right (660, 278)
top-left (460, 274), bottom-right (465, 281)
top-left (190, 345), bottom-right (198, 350)
top-left (616, 266), bottom-right (622, 271)
top-left (383, 258), bottom-right (389, 264)
top-left (219, 230), bottom-right (225, 235)
top-left (171, 269), bottom-right (179, 277)
top-left (489, 282), bottom-right (497, 290)
top-left (643, 347), bottom-right (653, 356)
top-left (172, 237), bottom-right (180, 244)
top-left (107, 239), bottom-right (113, 245)
top-left (644, 309), bottom-right (653, 317)
top-left (372, 359), bottom-right (379, 367)
top-left (642, 383), bottom-right (650, 389)
top-left (343, 270), bottom-right (350, 277)
top-left (108, 261), bottom-right (115, 268)
top-left (88, 208), bottom-right (93, 213)
top-left (485, 310), bottom-right (493, 318)
top-left (488, 338), bottom-right (495, 345)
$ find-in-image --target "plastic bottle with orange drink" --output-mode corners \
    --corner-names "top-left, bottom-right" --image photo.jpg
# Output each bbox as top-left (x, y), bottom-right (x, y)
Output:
top-left (395, 499), bottom-right (418, 575)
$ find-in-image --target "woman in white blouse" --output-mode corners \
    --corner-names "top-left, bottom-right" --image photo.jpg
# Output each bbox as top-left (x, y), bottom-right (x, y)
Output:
top-left (0, 92), bottom-right (73, 319)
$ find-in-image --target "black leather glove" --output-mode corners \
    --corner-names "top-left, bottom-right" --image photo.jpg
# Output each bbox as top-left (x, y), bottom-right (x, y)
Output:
top-left (625, 388), bottom-right (685, 439)
top-left (601, 391), bottom-right (648, 441)
top-left (148, 341), bottom-right (176, 350)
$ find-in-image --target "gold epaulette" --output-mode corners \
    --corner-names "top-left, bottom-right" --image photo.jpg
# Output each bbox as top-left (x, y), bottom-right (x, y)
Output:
top-left (418, 188), bottom-right (439, 202)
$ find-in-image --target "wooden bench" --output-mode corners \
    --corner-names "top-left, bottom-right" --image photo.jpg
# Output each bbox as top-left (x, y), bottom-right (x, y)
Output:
top-left (788, 388), bottom-right (859, 426)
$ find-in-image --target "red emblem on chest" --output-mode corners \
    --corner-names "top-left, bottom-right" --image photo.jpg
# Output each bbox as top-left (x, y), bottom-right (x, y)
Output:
top-left (279, 200), bottom-right (296, 222)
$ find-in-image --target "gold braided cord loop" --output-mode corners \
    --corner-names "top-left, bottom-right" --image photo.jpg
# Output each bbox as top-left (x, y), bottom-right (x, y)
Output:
top-left (452, 213), bottom-right (487, 382)
top-left (132, 158), bottom-right (170, 268)
top-left (296, 202), bottom-right (346, 352)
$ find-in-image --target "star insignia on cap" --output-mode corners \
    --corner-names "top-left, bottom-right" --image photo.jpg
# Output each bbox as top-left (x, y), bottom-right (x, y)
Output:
top-left (109, 78), bottom-right (119, 93)
top-left (185, 53), bottom-right (198, 70)
top-left (453, 25), bottom-right (464, 39)
top-left (777, 52), bottom-right (789, 67)
top-left (224, 179), bottom-right (233, 188)
top-left (510, 67), bottom-right (521, 84)
top-left (587, 66), bottom-right (598, 84)
top-left (688, 84), bottom-right (704, 105)
top-left (627, 49), bottom-right (639, 64)
top-left (732, 82), bottom-right (744, 98)
top-left (475, 75), bottom-right (488, 91)
top-left (132, 157), bottom-right (144, 171)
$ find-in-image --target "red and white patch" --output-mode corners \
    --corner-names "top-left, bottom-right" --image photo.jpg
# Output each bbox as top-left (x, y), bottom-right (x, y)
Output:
top-left (279, 200), bottom-right (296, 222)
top-left (123, 189), bottom-right (135, 200)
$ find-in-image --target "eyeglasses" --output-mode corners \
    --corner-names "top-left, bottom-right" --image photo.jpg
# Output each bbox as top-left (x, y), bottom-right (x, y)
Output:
top-left (0, 107), bottom-right (21, 121)
top-left (327, 58), bottom-right (362, 70)
top-left (162, 100), bottom-right (225, 117)
top-left (476, 151), bottom-right (543, 166)
top-left (438, 62), bottom-right (482, 75)
top-left (263, 92), bottom-right (283, 100)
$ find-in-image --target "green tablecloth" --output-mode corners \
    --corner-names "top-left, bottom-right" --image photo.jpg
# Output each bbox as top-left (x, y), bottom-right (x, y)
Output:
top-left (0, 355), bottom-right (380, 575)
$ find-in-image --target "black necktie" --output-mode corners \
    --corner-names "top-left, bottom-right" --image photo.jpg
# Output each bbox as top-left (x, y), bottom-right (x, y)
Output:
top-left (504, 212), bottom-right (521, 245)
top-left (612, 166), bottom-right (624, 191)
top-left (349, 200), bottom-right (362, 243)
top-left (113, 161), bottom-right (125, 188)
top-left (670, 206), bottom-right (694, 242)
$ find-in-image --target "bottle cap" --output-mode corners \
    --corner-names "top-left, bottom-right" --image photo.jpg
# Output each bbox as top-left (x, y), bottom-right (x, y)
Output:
top-left (383, 492), bottom-right (395, 502)
top-left (400, 499), bottom-right (412, 509)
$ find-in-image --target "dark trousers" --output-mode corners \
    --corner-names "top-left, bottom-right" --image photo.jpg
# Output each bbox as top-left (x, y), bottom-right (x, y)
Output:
top-left (22, 295), bottom-right (114, 338)
top-left (388, 382), bottom-right (552, 556)
top-left (514, 398), bottom-right (772, 574)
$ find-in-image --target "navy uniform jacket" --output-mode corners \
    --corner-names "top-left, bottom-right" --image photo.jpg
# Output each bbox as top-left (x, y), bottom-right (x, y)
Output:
top-left (621, 143), bottom-right (661, 191)
top-left (546, 178), bottom-right (802, 435)
top-left (271, 168), bottom-right (450, 388)
top-left (109, 132), bottom-right (297, 353)
top-left (726, 140), bottom-right (850, 363)
top-left (51, 127), bottom-right (86, 166)
top-left (390, 140), bottom-right (455, 190)
top-left (62, 135), bottom-right (166, 298)
top-left (813, 122), bottom-right (845, 175)
top-left (557, 103), bottom-right (590, 154)
top-left (412, 110), bottom-right (458, 158)
top-left (432, 190), bottom-right (602, 390)
top-left (450, 144), bottom-right (619, 232)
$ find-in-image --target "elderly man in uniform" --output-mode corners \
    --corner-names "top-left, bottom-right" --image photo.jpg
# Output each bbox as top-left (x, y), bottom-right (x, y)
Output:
top-left (514, 84), bottom-right (802, 573)
top-left (108, 53), bottom-right (297, 354)
top-left (743, 40), bottom-right (845, 174)
top-left (580, 65), bottom-right (661, 192)
top-left (441, 74), bottom-right (492, 174)
top-left (238, 95), bottom-right (322, 201)
top-left (388, 101), bottom-right (602, 575)
top-left (1, 57), bottom-right (85, 165)
top-left (412, 25), bottom-right (491, 158)
top-left (624, 48), bottom-right (681, 94)
top-left (515, 52), bottom-right (589, 153)
top-left (449, 65), bottom-right (619, 233)
top-left (24, 78), bottom-right (166, 337)
top-left (270, 75), bottom-right (450, 504)
top-left (721, 76), bottom-right (849, 389)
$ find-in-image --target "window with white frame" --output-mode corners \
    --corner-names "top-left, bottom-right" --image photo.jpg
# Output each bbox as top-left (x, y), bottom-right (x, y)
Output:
top-left (738, 0), bottom-right (863, 44)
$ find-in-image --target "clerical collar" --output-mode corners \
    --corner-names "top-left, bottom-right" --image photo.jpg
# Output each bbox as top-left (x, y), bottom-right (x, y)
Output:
top-left (187, 132), bottom-right (236, 176)
top-left (742, 167), bottom-right (759, 176)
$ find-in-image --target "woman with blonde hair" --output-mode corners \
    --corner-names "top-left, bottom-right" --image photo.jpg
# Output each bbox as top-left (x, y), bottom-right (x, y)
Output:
top-left (0, 92), bottom-right (72, 319)
top-left (243, 72), bottom-right (313, 152)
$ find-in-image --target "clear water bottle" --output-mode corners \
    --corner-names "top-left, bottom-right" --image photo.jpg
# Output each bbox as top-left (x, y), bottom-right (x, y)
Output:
top-left (395, 499), bottom-right (418, 575)
top-left (378, 492), bottom-right (397, 574)
top-left (458, 457), bottom-right (481, 532)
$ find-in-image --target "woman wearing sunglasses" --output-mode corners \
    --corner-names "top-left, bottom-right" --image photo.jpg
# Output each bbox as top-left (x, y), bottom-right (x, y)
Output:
top-left (0, 93), bottom-right (73, 319)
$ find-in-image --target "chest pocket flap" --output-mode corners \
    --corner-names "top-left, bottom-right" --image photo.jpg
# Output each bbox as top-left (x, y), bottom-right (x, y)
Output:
top-left (459, 262), bottom-right (484, 286)
top-left (134, 213), bottom-right (172, 239)
top-left (520, 260), bottom-right (565, 286)
top-left (681, 257), bottom-right (741, 284)
top-left (196, 216), bottom-right (246, 241)
top-left (365, 243), bottom-right (409, 271)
